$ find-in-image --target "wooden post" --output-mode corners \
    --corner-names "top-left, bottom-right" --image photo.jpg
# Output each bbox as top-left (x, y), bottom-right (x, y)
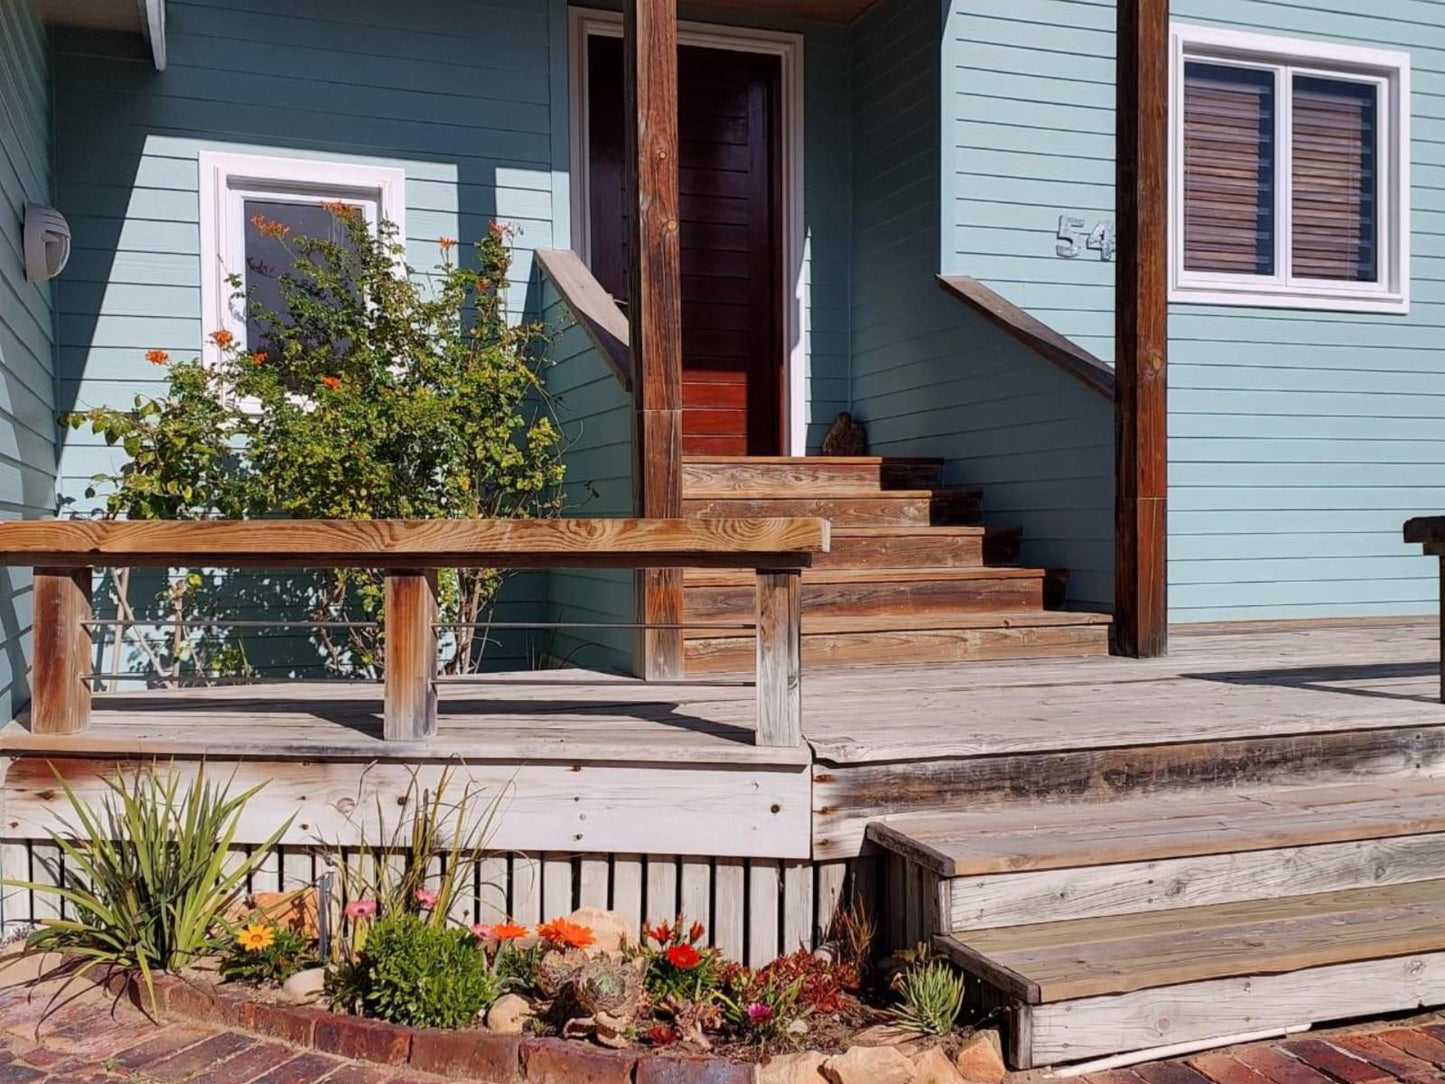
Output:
top-left (31, 567), bottom-right (92, 734)
top-left (754, 569), bottom-right (801, 747)
top-left (624, 0), bottom-right (686, 681)
top-left (383, 570), bottom-right (437, 741)
top-left (1114, 0), bottom-right (1169, 658)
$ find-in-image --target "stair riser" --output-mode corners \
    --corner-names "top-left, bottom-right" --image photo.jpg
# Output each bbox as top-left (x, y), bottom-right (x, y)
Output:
top-left (684, 623), bottom-right (1109, 675)
top-left (949, 832), bottom-right (1445, 932)
top-left (683, 494), bottom-right (981, 527)
top-left (683, 460), bottom-right (944, 495)
top-left (817, 532), bottom-right (1020, 568)
top-left (685, 577), bottom-right (1046, 622)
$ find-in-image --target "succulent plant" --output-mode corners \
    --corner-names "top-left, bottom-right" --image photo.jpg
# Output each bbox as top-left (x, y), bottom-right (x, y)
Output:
top-left (575, 958), bottom-right (643, 1020)
top-left (535, 948), bottom-right (589, 1000)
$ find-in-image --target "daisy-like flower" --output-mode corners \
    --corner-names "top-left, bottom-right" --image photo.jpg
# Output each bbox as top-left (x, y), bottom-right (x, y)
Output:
top-left (538, 917), bottom-right (594, 950)
top-left (665, 944), bottom-right (701, 970)
top-left (321, 375), bottom-right (342, 390)
top-left (209, 329), bottom-right (234, 348)
top-left (145, 349), bottom-right (169, 365)
top-left (414, 888), bottom-right (439, 909)
top-left (470, 923), bottom-right (495, 941)
top-left (343, 899), bottom-right (376, 920)
top-left (746, 1002), bottom-right (774, 1025)
top-left (237, 923), bottom-right (276, 953)
top-left (492, 920), bottom-right (529, 941)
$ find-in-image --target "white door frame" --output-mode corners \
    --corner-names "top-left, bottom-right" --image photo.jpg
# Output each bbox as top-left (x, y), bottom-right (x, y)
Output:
top-left (568, 7), bottom-right (808, 455)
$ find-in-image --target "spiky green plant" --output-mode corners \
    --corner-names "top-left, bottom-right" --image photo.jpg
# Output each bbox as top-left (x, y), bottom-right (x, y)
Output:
top-left (888, 944), bottom-right (965, 1035)
top-left (2, 762), bottom-right (290, 1010)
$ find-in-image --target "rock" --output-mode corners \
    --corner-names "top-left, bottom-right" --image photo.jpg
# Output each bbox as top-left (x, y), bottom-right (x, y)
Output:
top-left (820, 1045), bottom-right (914, 1084)
top-left (758, 1050), bottom-right (828, 1084)
top-left (911, 1046), bottom-right (966, 1084)
top-left (565, 907), bottom-right (636, 955)
top-left (786, 1017), bottom-right (809, 1037)
top-left (279, 966), bottom-right (326, 1004)
top-left (486, 993), bottom-right (535, 1035)
top-left (953, 1031), bottom-right (1006, 1084)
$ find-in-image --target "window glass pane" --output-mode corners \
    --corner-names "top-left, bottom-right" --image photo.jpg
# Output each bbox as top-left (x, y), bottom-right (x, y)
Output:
top-left (243, 199), bottom-right (361, 360)
top-left (1291, 75), bottom-right (1378, 282)
top-left (1182, 61), bottom-right (1276, 275)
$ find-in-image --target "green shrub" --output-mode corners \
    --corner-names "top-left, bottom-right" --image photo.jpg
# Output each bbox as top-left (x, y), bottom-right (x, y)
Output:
top-left (360, 915), bottom-right (500, 1028)
top-left (888, 944), bottom-right (965, 1035)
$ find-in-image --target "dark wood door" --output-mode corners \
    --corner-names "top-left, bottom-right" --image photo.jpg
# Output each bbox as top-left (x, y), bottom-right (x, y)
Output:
top-left (587, 35), bottom-right (783, 456)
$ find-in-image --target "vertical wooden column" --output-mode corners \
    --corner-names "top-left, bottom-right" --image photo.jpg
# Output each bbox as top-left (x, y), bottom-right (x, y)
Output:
top-left (1114, 0), bottom-right (1169, 657)
top-left (31, 567), bottom-right (92, 734)
top-left (383, 570), bottom-right (437, 741)
top-left (754, 569), bottom-right (801, 747)
top-left (624, 0), bottom-right (686, 681)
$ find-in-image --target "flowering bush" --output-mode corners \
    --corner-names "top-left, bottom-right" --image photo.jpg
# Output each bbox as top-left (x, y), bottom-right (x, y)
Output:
top-left (639, 916), bottom-right (723, 1003)
top-left (721, 961), bottom-right (806, 1042)
top-left (219, 922), bottom-right (316, 986)
top-left (757, 950), bottom-right (860, 1015)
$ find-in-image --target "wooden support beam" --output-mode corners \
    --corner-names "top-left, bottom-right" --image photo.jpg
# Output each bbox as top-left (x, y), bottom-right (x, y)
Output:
top-left (624, 0), bottom-right (686, 680)
top-left (1114, 0), bottom-right (1169, 657)
top-left (383, 570), bottom-right (437, 741)
top-left (754, 569), bottom-right (801, 747)
top-left (31, 568), bottom-right (91, 735)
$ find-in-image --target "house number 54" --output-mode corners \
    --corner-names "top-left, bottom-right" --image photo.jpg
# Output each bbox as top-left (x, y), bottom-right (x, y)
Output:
top-left (1056, 215), bottom-right (1115, 261)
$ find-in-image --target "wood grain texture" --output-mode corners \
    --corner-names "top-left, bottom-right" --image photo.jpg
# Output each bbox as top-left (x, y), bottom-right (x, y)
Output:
top-left (31, 568), bottom-right (92, 735)
top-left (754, 569), bottom-right (801, 747)
top-left (937, 276), bottom-right (1114, 398)
top-left (683, 457), bottom-right (945, 496)
top-left (0, 518), bottom-right (828, 569)
top-left (383, 571), bottom-right (437, 741)
top-left (535, 248), bottom-right (631, 392)
top-left (1114, 0), bottom-right (1169, 658)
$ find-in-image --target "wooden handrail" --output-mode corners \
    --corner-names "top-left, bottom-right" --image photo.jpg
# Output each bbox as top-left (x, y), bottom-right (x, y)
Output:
top-left (937, 275), bottom-right (1115, 399)
top-left (4, 517), bottom-right (828, 747)
top-left (536, 248), bottom-right (632, 393)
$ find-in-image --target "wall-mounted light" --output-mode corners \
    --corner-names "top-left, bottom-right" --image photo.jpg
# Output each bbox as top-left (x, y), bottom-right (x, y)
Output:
top-left (23, 205), bottom-right (71, 282)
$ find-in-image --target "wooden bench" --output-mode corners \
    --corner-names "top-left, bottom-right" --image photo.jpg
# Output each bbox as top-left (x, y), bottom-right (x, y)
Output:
top-left (1403, 516), bottom-right (1445, 701)
top-left (0, 517), bottom-right (829, 746)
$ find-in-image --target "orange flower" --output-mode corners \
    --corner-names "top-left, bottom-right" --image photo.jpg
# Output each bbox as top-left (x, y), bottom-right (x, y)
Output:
top-left (438, 237), bottom-right (457, 251)
top-left (320, 200), bottom-right (357, 218)
top-left (209, 329), bottom-right (234, 348)
top-left (250, 214), bottom-right (291, 240)
top-left (145, 349), bottom-right (170, 365)
top-left (492, 921), bottom-right (529, 941)
top-left (249, 351), bottom-right (267, 367)
top-left (538, 917), bottom-right (594, 950)
top-left (321, 375), bottom-right (342, 390)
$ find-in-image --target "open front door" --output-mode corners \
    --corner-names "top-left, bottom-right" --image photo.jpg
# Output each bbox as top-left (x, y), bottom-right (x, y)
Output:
top-left (587, 34), bottom-right (784, 456)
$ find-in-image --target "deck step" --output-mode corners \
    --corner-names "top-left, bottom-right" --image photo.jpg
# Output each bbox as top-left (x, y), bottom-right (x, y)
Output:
top-left (682, 455), bottom-right (944, 495)
top-left (820, 526), bottom-right (1020, 568)
top-left (682, 488), bottom-right (981, 527)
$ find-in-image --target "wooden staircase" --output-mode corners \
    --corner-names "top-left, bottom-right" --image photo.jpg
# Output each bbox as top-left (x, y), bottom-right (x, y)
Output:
top-left (680, 456), bottom-right (1111, 673)
top-left (869, 775), bottom-right (1445, 1069)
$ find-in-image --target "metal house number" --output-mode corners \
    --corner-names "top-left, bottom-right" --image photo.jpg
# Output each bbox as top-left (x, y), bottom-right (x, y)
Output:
top-left (1056, 215), bottom-right (1115, 261)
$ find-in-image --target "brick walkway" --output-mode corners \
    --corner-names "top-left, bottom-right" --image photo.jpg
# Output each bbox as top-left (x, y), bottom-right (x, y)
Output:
top-left (1084, 1019), bottom-right (1445, 1084)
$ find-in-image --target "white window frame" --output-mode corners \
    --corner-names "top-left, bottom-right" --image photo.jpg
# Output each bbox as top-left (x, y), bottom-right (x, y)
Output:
top-left (1169, 24), bottom-right (1411, 313)
top-left (197, 151), bottom-right (407, 366)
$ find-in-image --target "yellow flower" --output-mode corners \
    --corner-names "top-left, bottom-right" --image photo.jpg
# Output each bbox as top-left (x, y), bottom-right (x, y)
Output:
top-left (237, 923), bottom-right (276, 953)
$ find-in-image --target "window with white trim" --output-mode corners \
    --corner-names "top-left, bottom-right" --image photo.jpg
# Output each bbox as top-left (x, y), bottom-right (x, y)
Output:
top-left (197, 152), bottom-right (406, 364)
top-left (1169, 25), bottom-right (1410, 312)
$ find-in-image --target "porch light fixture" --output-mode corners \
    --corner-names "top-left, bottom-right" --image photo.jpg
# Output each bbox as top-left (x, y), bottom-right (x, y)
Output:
top-left (23, 205), bottom-right (72, 283)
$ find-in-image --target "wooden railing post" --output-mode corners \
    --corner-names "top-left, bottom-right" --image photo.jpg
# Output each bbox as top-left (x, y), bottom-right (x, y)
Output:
top-left (384, 569), bottom-right (437, 741)
top-left (754, 569), bottom-right (801, 747)
top-left (31, 567), bottom-right (92, 734)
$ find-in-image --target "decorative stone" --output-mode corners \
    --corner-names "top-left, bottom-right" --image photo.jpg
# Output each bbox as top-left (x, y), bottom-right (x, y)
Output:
top-left (487, 993), bottom-right (536, 1035)
top-left (786, 1017), bottom-right (809, 1037)
top-left (565, 907), bottom-right (637, 955)
top-left (953, 1031), bottom-right (1006, 1084)
top-left (279, 967), bottom-right (326, 1004)
top-left (757, 1051), bottom-right (827, 1084)
top-left (820, 1045), bottom-right (914, 1084)
top-left (911, 1046), bottom-right (966, 1084)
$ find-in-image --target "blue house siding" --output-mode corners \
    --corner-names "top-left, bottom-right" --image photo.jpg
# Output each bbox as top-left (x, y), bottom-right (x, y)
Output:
top-left (0, 0), bottom-right (57, 720)
top-left (853, 0), bottom-right (1114, 609)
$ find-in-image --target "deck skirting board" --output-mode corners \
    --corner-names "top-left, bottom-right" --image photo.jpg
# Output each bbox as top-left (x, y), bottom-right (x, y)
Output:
top-left (1022, 951), bottom-right (1445, 1068)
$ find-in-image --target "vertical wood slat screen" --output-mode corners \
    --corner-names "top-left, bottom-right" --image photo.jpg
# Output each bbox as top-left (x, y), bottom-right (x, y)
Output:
top-left (1292, 75), bottom-right (1378, 282)
top-left (1182, 61), bottom-right (1276, 274)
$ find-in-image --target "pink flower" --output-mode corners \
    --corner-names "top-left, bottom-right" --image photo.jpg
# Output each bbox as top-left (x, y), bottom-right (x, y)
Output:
top-left (415, 888), bottom-right (439, 909)
top-left (344, 899), bottom-right (376, 919)
top-left (746, 1002), bottom-right (774, 1025)
top-left (470, 923), bottom-right (495, 941)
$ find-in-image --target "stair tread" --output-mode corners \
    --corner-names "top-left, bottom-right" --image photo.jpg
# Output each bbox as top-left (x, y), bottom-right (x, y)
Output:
top-left (682, 455), bottom-right (944, 465)
top-left (683, 609), bottom-right (1111, 638)
top-left (685, 487), bottom-right (978, 500)
top-left (830, 526), bottom-right (1005, 537)
top-left (684, 566), bottom-right (1049, 586)
top-left (938, 878), bottom-right (1445, 1004)
top-left (869, 776), bottom-right (1445, 877)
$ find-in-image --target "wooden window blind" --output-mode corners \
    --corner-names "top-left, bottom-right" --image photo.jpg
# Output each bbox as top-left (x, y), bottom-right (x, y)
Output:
top-left (1291, 75), bottom-right (1378, 282)
top-left (1182, 61), bottom-right (1276, 275)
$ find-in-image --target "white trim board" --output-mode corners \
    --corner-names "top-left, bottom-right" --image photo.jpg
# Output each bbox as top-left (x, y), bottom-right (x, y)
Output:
top-left (1168, 23), bottom-right (1411, 314)
top-left (567, 8), bottom-right (810, 455)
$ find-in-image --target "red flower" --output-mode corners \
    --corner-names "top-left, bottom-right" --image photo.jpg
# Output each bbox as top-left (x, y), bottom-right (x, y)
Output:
top-left (538, 918), bottom-right (595, 950)
top-left (321, 375), bottom-right (342, 390)
top-left (145, 349), bottom-right (169, 365)
top-left (687, 921), bottom-right (705, 945)
top-left (643, 921), bottom-right (673, 945)
top-left (646, 1025), bottom-right (678, 1047)
top-left (665, 944), bottom-right (701, 970)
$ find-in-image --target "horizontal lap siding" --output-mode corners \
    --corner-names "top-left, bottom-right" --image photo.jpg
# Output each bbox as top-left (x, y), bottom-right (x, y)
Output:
top-left (1169, 0), bottom-right (1445, 622)
top-left (855, 0), bottom-right (1113, 609)
top-left (0, 0), bottom-right (56, 721)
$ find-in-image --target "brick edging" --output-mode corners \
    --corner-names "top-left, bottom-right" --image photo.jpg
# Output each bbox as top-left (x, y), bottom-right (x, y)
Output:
top-left (119, 970), bottom-right (754, 1083)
